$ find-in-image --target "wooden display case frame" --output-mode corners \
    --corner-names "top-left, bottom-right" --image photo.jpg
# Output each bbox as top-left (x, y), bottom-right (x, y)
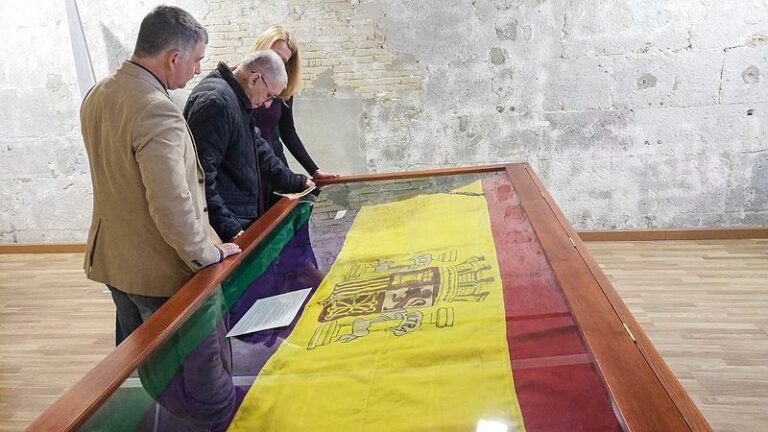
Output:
top-left (28, 163), bottom-right (711, 431)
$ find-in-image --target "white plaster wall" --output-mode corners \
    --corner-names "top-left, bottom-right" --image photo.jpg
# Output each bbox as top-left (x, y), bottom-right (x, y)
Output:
top-left (0, 0), bottom-right (91, 242)
top-left (1, 0), bottom-right (766, 242)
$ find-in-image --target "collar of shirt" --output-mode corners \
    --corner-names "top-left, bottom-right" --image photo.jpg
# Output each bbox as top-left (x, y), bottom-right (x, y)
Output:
top-left (126, 60), bottom-right (167, 91)
top-left (216, 62), bottom-right (252, 111)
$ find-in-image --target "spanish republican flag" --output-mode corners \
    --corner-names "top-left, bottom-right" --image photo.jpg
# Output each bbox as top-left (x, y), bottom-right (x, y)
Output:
top-left (229, 180), bottom-right (526, 431)
top-left (228, 175), bottom-right (620, 431)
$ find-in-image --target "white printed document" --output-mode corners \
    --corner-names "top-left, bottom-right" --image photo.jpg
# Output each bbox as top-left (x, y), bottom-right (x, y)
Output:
top-left (226, 288), bottom-right (312, 338)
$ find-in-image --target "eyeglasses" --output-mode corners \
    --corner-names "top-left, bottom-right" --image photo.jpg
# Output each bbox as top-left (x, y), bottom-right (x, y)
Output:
top-left (257, 74), bottom-right (277, 102)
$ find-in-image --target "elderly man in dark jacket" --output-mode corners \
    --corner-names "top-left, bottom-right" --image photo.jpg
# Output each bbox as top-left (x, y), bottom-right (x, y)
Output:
top-left (184, 50), bottom-right (313, 242)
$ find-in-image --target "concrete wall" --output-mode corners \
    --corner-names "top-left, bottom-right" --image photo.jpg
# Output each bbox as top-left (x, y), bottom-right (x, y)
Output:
top-left (1, 0), bottom-right (766, 242)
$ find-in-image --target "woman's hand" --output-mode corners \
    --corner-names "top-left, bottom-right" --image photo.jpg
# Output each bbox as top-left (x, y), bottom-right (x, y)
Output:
top-left (312, 170), bottom-right (340, 180)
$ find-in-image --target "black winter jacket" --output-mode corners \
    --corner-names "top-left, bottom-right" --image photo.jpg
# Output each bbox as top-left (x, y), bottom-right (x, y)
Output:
top-left (184, 63), bottom-right (307, 241)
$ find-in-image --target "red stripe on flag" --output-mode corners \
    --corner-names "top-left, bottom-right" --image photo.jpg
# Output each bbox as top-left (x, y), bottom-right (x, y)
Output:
top-left (511, 353), bottom-right (592, 370)
top-left (482, 175), bottom-right (621, 432)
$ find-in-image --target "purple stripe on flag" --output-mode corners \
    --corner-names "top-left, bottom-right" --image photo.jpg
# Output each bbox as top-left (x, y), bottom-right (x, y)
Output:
top-left (309, 208), bottom-right (359, 273)
top-left (229, 223), bottom-right (324, 376)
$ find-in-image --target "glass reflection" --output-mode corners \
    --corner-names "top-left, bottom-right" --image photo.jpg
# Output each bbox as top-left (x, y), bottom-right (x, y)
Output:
top-left (79, 173), bottom-right (623, 431)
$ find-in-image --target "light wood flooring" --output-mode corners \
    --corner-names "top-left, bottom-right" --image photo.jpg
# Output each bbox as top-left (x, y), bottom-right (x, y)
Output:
top-left (0, 254), bottom-right (113, 431)
top-left (0, 239), bottom-right (766, 431)
top-left (587, 239), bottom-right (768, 432)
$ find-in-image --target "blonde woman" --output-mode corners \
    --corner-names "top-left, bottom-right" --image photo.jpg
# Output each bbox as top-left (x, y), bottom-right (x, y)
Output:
top-left (251, 25), bottom-right (338, 206)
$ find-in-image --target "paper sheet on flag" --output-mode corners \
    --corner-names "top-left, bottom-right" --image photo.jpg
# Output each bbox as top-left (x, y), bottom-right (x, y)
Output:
top-left (226, 288), bottom-right (311, 337)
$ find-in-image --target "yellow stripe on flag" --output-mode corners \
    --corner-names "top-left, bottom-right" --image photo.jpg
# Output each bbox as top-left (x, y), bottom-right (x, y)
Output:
top-left (229, 180), bottom-right (526, 431)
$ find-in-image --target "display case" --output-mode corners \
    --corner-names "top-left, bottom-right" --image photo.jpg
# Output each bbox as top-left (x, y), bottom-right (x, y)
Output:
top-left (28, 163), bottom-right (711, 431)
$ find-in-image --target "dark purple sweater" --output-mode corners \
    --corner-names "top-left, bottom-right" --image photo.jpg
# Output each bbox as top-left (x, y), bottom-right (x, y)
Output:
top-left (252, 97), bottom-right (319, 175)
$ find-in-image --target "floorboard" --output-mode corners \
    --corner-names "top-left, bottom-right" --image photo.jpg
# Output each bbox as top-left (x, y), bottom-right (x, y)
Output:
top-left (1, 239), bottom-right (766, 431)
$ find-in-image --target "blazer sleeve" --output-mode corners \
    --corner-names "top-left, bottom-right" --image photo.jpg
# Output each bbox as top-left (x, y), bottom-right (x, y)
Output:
top-left (184, 96), bottom-right (244, 241)
top-left (278, 97), bottom-right (319, 175)
top-left (132, 100), bottom-right (220, 271)
top-left (255, 130), bottom-right (308, 193)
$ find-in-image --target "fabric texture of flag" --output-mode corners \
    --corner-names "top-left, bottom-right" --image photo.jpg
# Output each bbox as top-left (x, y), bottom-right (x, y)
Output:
top-left (229, 180), bottom-right (527, 431)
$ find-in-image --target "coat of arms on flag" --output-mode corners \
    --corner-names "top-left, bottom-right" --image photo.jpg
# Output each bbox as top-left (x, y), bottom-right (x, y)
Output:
top-left (309, 250), bottom-right (495, 349)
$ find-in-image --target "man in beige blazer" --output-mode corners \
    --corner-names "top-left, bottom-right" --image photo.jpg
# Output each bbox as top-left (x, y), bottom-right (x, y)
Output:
top-left (82, 6), bottom-right (239, 331)
top-left (80, 6), bottom-right (241, 428)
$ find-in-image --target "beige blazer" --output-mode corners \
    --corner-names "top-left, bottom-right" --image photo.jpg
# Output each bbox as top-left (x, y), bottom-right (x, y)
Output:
top-left (81, 61), bottom-right (221, 297)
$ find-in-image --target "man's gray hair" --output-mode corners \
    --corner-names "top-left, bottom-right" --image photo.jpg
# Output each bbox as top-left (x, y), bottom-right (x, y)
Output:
top-left (241, 50), bottom-right (288, 87)
top-left (133, 6), bottom-right (208, 57)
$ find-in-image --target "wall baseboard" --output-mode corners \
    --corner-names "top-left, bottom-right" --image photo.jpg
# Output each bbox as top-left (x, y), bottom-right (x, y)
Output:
top-left (0, 228), bottom-right (766, 254)
top-left (578, 227), bottom-right (768, 242)
top-left (0, 243), bottom-right (87, 254)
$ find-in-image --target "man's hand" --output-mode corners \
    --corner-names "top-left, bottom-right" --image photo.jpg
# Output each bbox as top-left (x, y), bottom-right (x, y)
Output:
top-left (312, 170), bottom-right (339, 181)
top-left (304, 179), bottom-right (316, 189)
top-left (218, 243), bottom-right (241, 260)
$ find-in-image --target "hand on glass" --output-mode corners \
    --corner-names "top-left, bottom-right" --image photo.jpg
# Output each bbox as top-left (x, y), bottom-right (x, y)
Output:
top-left (312, 170), bottom-right (340, 181)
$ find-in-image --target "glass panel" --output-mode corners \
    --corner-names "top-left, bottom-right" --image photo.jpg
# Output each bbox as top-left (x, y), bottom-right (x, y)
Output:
top-left (81, 285), bottom-right (236, 431)
top-left (80, 172), bottom-right (624, 431)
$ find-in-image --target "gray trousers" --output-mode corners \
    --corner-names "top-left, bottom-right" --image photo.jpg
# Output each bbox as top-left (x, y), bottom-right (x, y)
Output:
top-left (109, 285), bottom-right (167, 343)
top-left (108, 285), bottom-right (237, 430)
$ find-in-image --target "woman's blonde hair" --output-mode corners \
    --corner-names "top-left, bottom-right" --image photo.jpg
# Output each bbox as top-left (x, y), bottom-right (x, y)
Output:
top-left (251, 25), bottom-right (301, 99)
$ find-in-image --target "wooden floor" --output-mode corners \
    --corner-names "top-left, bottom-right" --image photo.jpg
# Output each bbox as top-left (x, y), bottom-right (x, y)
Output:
top-left (0, 254), bottom-right (113, 432)
top-left (0, 240), bottom-right (766, 431)
top-left (587, 239), bottom-right (768, 432)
